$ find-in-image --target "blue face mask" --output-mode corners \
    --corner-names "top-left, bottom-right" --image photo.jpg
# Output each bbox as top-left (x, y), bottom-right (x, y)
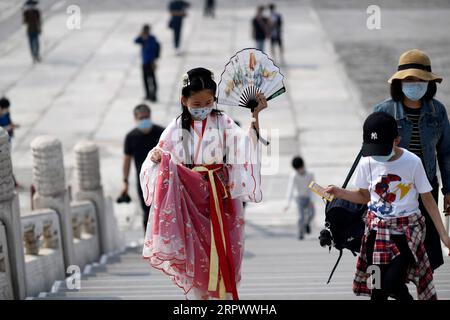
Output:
top-left (372, 148), bottom-right (395, 162)
top-left (402, 82), bottom-right (428, 101)
top-left (188, 105), bottom-right (214, 120)
top-left (137, 118), bottom-right (152, 131)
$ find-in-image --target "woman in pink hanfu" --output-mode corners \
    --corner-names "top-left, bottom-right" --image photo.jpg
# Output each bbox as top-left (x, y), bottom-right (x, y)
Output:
top-left (140, 68), bottom-right (267, 300)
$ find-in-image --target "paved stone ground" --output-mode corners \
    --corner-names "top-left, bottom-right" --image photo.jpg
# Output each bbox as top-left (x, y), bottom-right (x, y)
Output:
top-left (34, 223), bottom-right (450, 300)
top-left (1, 0), bottom-right (449, 300)
top-left (312, 0), bottom-right (450, 111)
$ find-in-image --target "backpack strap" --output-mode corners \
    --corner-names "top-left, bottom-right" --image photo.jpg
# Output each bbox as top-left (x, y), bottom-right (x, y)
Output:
top-left (341, 149), bottom-right (363, 189)
top-left (326, 249), bottom-right (343, 284)
top-left (326, 149), bottom-right (363, 284)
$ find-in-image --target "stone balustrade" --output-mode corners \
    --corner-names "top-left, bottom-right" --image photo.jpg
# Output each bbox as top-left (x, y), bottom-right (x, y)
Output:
top-left (70, 200), bottom-right (100, 271)
top-left (21, 209), bottom-right (65, 297)
top-left (0, 222), bottom-right (13, 300)
top-left (0, 128), bottom-right (122, 299)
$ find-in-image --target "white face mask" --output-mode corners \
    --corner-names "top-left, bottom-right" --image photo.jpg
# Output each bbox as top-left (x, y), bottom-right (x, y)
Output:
top-left (372, 148), bottom-right (395, 162)
top-left (188, 105), bottom-right (214, 120)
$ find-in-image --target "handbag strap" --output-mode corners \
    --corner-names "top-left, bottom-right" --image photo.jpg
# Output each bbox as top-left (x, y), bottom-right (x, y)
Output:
top-left (341, 148), bottom-right (363, 189)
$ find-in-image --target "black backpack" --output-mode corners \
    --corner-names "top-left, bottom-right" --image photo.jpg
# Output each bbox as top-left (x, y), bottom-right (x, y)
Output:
top-left (155, 40), bottom-right (161, 59)
top-left (319, 149), bottom-right (367, 284)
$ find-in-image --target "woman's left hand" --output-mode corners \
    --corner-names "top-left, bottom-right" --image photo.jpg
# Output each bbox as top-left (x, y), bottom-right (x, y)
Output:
top-left (253, 93), bottom-right (268, 117)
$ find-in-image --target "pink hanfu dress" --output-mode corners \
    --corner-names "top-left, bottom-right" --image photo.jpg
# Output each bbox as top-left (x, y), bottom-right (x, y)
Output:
top-left (140, 112), bottom-right (262, 300)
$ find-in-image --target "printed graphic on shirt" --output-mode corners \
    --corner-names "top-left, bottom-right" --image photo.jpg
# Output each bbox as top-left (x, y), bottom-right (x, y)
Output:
top-left (369, 173), bottom-right (413, 216)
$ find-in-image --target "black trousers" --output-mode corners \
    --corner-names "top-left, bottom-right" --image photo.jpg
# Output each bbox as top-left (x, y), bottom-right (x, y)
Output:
top-left (172, 20), bottom-right (182, 49)
top-left (366, 230), bottom-right (414, 301)
top-left (137, 182), bottom-right (150, 232)
top-left (142, 62), bottom-right (157, 100)
top-left (420, 176), bottom-right (443, 270)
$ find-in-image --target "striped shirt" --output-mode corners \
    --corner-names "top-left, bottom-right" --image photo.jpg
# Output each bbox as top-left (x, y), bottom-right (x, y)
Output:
top-left (403, 105), bottom-right (423, 159)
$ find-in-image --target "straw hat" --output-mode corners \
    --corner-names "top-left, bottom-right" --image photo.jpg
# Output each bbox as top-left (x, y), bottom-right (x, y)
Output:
top-left (388, 49), bottom-right (442, 84)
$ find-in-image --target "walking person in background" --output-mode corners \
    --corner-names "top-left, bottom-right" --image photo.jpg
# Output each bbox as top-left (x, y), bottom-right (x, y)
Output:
top-left (252, 6), bottom-right (269, 52)
top-left (268, 3), bottom-right (283, 61)
top-left (373, 49), bottom-right (450, 272)
top-left (204, 0), bottom-right (216, 18)
top-left (284, 156), bottom-right (315, 240)
top-left (134, 24), bottom-right (161, 102)
top-left (119, 104), bottom-right (164, 232)
top-left (0, 96), bottom-right (21, 188)
top-left (23, 0), bottom-right (42, 63)
top-left (168, 0), bottom-right (190, 56)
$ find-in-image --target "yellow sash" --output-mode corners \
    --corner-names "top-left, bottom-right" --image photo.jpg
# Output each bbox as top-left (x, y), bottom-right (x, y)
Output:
top-left (192, 165), bottom-right (228, 300)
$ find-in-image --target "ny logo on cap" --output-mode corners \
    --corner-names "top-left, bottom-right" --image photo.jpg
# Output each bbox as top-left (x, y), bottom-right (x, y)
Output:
top-left (371, 132), bottom-right (378, 140)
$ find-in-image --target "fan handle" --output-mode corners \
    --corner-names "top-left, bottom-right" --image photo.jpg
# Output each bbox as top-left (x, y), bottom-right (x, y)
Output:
top-left (246, 99), bottom-right (259, 112)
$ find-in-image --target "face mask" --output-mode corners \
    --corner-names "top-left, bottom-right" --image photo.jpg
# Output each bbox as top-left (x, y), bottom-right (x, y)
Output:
top-left (188, 105), bottom-right (213, 120)
top-left (137, 118), bottom-right (152, 131)
top-left (372, 148), bottom-right (395, 162)
top-left (402, 82), bottom-right (428, 101)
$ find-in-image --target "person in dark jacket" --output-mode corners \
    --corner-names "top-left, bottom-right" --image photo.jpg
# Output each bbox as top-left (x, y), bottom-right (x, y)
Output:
top-left (252, 6), bottom-right (269, 53)
top-left (373, 49), bottom-right (450, 272)
top-left (268, 4), bottom-right (283, 60)
top-left (168, 0), bottom-right (190, 55)
top-left (134, 25), bottom-right (161, 102)
top-left (23, 0), bottom-right (42, 63)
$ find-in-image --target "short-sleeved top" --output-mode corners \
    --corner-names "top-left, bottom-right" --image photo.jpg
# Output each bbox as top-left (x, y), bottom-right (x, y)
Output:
top-left (353, 148), bottom-right (432, 219)
top-left (124, 125), bottom-right (165, 178)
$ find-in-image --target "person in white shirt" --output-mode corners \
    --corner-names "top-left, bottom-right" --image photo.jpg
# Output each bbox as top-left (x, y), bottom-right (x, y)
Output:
top-left (325, 112), bottom-right (450, 301)
top-left (284, 156), bottom-right (315, 239)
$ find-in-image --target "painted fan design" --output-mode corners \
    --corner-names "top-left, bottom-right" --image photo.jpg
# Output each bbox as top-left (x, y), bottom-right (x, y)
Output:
top-left (217, 48), bottom-right (286, 110)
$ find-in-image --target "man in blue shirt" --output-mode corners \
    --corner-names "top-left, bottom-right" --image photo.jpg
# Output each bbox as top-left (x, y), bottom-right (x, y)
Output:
top-left (134, 25), bottom-right (160, 102)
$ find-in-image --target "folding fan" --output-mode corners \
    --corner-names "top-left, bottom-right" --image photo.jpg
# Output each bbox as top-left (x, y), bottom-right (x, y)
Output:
top-left (217, 48), bottom-right (286, 111)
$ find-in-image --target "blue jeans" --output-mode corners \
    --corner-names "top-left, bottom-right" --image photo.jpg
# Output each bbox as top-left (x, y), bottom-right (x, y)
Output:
top-left (296, 196), bottom-right (315, 238)
top-left (256, 39), bottom-right (265, 52)
top-left (28, 32), bottom-right (40, 61)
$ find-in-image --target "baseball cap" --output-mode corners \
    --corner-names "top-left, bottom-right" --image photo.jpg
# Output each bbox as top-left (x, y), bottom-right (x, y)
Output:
top-left (362, 112), bottom-right (398, 157)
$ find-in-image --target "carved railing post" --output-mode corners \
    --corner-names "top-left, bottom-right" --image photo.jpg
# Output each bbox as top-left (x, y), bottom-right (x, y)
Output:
top-left (73, 141), bottom-right (111, 253)
top-left (73, 141), bottom-right (121, 253)
top-left (31, 136), bottom-right (75, 268)
top-left (0, 128), bottom-right (26, 299)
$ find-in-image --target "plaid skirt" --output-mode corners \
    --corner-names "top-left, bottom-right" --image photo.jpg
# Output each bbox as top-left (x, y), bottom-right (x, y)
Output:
top-left (353, 211), bottom-right (437, 300)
